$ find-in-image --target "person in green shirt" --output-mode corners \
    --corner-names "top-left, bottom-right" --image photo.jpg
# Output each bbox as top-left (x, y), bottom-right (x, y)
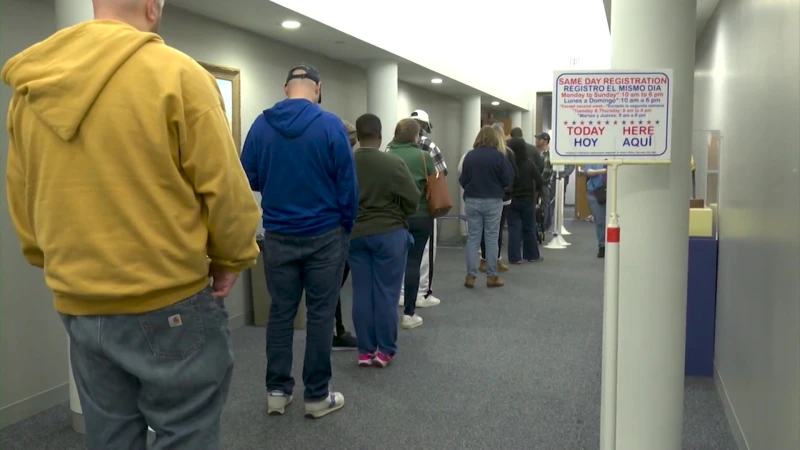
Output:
top-left (388, 119), bottom-right (437, 330)
top-left (349, 114), bottom-right (420, 367)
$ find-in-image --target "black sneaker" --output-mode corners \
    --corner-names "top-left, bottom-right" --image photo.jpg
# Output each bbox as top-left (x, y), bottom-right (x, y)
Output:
top-left (598, 247), bottom-right (605, 259)
top-left (332, 332), bottom-right (357, 351)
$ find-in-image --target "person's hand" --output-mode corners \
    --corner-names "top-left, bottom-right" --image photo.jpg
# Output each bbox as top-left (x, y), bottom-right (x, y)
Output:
top-left (209, 264), bottom-right (240, 298)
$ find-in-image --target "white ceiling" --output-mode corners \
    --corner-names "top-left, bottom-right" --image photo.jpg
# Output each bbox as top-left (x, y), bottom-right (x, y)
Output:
top-left (602, 0), bottom-right (721, 38)
top-left (167, 0), bottom-right (518, 111)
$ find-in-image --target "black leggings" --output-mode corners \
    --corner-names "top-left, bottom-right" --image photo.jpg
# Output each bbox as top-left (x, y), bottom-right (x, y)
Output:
top-left (481, 204), bottom-right (509, 258)
top-left (335, 261), bottom-right (350, 336)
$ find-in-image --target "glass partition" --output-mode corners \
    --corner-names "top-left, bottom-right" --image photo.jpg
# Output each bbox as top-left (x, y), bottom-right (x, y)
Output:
top-left (691, 130), bottom-right (722, 238)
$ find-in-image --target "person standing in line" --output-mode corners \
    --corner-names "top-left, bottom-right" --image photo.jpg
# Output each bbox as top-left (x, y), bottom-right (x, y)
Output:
top-left (478, 124), bottom-right (518, 272)
top-left (460, 126), bottom-right (515, 288)
top-left (388, 119), bottom-right (437, 329)
top-left (389, 110), bottom-right (447, 308)
top-left (584, 164), bottom-right (608, 258)
top-left (331, 119), bottom-right (359, 351)
top-left (506, 138), bottom-right (544, 263)
top-left (240, 63), bottom-right (357, 419)
top-left (348, 114), bottom-right (420, 367)
top-left (509, 127), bottom-right (545, 174)
top-left (3, 0), bottom-right (261, 448)
top-left (535, 132), bottom-right (554, 230)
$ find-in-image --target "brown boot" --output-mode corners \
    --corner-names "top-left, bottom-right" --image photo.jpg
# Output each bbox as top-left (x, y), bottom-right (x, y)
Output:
top-left (497, 258), bottom-right (509, 272)
top-left (487, 276), bottom-right (505, 287)
top-left (464, 275), bottom-right (476, 289)
top-left (478, 258), bottom-right (487, 272)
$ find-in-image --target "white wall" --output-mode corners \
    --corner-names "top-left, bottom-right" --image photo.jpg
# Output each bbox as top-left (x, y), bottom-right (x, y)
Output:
top-left (694, 0), bottom-right (800, 449)
top-left (0, 0), bottom-right (371, 427)
top-left (397, 82), bottom-right (463, 242)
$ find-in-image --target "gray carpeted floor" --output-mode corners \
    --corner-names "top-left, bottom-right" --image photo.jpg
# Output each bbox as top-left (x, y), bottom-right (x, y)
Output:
top-left (0, 219), bottom-right (737, 449)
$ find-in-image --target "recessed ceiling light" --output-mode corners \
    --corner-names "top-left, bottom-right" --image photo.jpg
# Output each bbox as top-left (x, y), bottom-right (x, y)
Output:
top-left (431, 78), bottom-right (443, 84)
top-left (281, 20), bottom-right (301, 29)
top-left (491, 101), bottom-right (500, 106)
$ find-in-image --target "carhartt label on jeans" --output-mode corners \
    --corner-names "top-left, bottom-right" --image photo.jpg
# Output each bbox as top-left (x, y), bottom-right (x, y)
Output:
top-left (168, 314), bottom-right (183, 327)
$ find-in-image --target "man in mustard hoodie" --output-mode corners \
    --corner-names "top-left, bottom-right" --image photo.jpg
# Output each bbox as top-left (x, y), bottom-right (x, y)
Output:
top-left (2, 0), bottom-right (260, 448)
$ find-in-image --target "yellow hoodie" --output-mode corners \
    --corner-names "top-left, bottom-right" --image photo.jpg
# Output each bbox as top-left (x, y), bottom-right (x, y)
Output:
top-left (2, 20), bottom-right (261, 315)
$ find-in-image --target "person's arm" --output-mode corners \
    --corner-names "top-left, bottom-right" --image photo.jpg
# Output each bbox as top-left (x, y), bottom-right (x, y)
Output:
top-left (6, 114), bottom-right (44, 267)
top-left (499, 154), bottom-right (515, 188)
top-left (330, 122), bottom-right (358, 232)
top-left (459, 155), bottom-right (470, 188)
top-left (428, 140), bottom-right (448, 176)
top-left (532, 161), bottom-right (544, 193)
top-left (585, 165), bottom-right (607, 177)
top-left (240, 118), bottom-right (262, 191)
top-left (181, 104), bottom-right (261, 272)
top-left (506, 151), bottom-right (519, 191)
top-left (392, 158), bottom-right (421, 215)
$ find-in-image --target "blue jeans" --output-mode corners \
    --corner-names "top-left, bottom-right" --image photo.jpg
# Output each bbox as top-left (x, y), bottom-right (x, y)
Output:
top-left (404, 216), bottom-right (433, 316)
top-left (543, 187), bottom-right (554, 230)
top-left (587, 193), bottom-right (606, 247)
top-left (262, 226), bottom-right (348, 400)
top-left (348, 228), bottom-right (410, 355)
top-left (61, 287), bottom-right (233, 450)
top-left (508, 199), bottom-right (540, 262)
top-left (465, 198), bottom-right (504, 276)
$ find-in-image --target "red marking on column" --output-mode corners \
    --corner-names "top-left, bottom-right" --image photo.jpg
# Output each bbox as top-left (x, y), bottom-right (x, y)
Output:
top-left (606, 227), bottom-right (620, 243)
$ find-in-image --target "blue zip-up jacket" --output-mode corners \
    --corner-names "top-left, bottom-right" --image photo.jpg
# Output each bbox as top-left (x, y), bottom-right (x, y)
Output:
top-left (240, 98), bottom-right (358, 236)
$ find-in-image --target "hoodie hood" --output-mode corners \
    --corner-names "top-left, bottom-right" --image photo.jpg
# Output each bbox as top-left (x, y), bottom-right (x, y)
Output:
top-left (1, 20), bottom-right (161, 141)
top-left (264, 98), bottom-right (323, 138)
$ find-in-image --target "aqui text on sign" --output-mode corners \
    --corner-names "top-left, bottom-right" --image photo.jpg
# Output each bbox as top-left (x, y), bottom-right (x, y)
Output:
top-left (551, 70), bottom-right (674, 162)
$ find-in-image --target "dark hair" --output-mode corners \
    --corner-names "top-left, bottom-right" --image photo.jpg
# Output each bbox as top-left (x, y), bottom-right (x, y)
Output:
top-left (394, 118), bottom-right (420, 144)
top-left (507, 138), bottom-right (528, 163)
top-left (510, 127), bottom-right (523, 139)
top-left (355, 113), bottom-right (381, 141)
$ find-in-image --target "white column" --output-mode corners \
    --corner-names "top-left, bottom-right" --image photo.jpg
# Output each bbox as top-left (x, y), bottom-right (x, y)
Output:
top-left (366, 61), bottom-right (398, 150)
top-left (521, 110), bottom-right (533, 142)
top-left (459, 95), bottom-right (481, 232)
top-left (611, 0), bottom-right (695, 449)
top-left (55, 0), bottom-right (93, 435)
top-left (509, 110), bottom-right (522, 130)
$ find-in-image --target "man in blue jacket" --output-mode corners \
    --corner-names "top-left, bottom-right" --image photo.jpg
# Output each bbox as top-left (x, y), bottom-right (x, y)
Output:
top-left (241, 63), bottom-right (358, 419)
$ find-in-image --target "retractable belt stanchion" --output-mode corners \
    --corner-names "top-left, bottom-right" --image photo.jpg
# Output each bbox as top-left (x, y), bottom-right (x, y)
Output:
top-left (600, 161), bottom-right (622, 450)
top-left (560, 172), bottom-right (572, 236)
top-left (555, 176), bottom-right (570, 247)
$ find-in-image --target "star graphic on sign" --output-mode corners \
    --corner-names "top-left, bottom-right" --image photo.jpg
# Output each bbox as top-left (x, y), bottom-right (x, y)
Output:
top-left (647, 120), bottom-right (652, 124)
top-left (605, 121), bottom-right (610, 125)
top-left (580, 121), bottom-right (585, 125)
top-left (638, 120), bottom-right (643, 124)
top-left (564, 121), bottom-right (569, 125)
top-left (588, 121), bottom-right (593, 125)
top-left (572, 121), bottom-right (577, 125)
top-left (621, 120), bottom-right (626, 124)
top-left (613, 121), bottom-right (618, 125)
top-left (655, 120), bottom-right (660, 124)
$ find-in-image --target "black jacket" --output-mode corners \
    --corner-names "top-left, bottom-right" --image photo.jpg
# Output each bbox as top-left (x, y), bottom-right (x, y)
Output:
top-left (508, 138), bottom-right (543, 201)
top-left (503, 149), bottom-right (518, 202)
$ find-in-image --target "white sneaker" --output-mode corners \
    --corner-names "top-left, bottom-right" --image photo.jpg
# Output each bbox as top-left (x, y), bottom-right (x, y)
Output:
top-left (267, 391), bottom-right (293, 415)
top-left (416, 294), bottom-right (441, 308)
top-left (304, 392), bottom-right (345, 419)
top-left (398, 296), bottom-right (404, 307)
top-left (401, 314), bottom-right (423, 329)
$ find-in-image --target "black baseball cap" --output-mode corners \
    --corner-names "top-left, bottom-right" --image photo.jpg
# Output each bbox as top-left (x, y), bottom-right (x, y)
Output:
top-left (535, 132), bottom-right (551, 142)
top-left (286, 63), bottom-right (322, 104)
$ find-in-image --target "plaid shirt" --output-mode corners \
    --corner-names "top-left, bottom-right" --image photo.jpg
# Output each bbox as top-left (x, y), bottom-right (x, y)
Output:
top-left (541, 148), bottom-right (553, 193)
top-left (386, 130), bottom-right (448, 176)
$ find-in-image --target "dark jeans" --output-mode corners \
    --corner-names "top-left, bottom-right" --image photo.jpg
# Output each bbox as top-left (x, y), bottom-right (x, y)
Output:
top-left (348, 228), bottom-right (410, 355)
top-left (335, 262), bottom-right (350, 336)
top-left (481, 204), bottom-right (509, 258)
top-left (404, 216), bottom-right (433, 316)
top-left (508, 199), bottom-right (540, 262)
top-left (61, 287), bottom-right (233, 450)
top-left (262, 226), bottom-right (348, 401)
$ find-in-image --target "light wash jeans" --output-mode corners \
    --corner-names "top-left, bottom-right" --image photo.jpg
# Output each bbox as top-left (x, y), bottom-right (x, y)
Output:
top-left (465, 198), bottom-right (504, 276)
top-left (587, 192), bottom-right (607, 247)
top-left (61, 287), bottom-right (234, 450)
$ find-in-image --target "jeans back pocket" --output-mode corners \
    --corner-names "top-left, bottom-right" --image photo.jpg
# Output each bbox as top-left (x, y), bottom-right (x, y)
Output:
top-left (138, 296), bottom-right (207, 359)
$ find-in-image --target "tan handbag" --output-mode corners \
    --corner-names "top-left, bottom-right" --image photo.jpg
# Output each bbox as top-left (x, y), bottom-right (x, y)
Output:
top-left (420, 151), bottom-right (452, 218)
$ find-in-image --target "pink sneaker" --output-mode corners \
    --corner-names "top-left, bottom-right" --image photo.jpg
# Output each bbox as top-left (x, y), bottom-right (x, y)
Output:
top-left (357, 353), bottom-right (374, 367)
top-left (373, 351), bottom-right (394, 368)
